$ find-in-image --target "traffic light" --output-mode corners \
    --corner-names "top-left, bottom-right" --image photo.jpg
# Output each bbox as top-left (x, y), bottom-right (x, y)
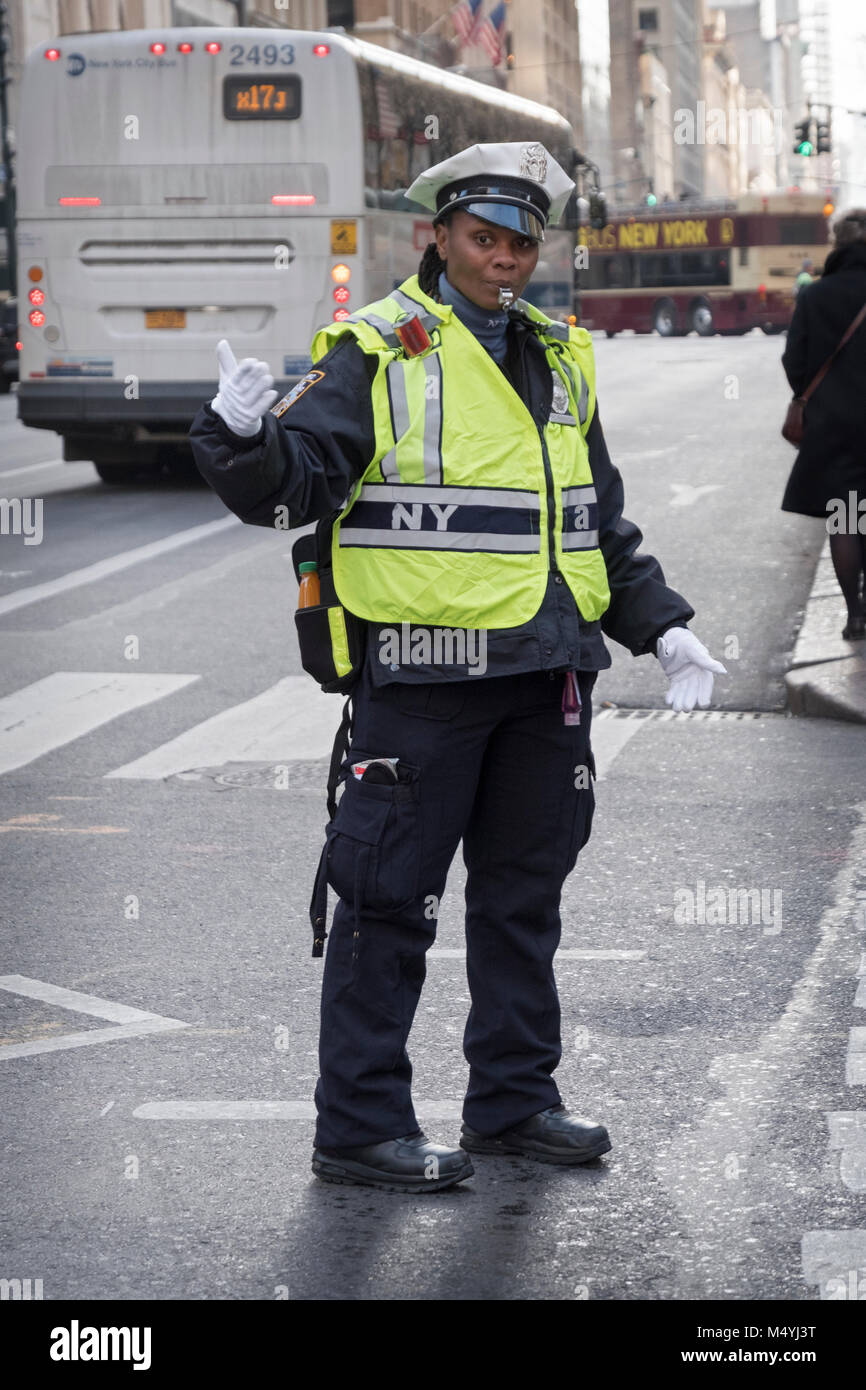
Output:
top-left (816, 117), bottom-right (832, 154)
top-left (588, 190), bottom-right (607, 229)
top-left (793, 116), bottom-right (814, 157)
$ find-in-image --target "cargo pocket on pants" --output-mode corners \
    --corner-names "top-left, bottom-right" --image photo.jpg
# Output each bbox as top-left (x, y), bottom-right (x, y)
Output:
top-left (325, 762), bottom-right (421, 915)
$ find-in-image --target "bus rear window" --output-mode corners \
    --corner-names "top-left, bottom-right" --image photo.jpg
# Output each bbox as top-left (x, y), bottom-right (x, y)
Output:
top-left (779, 218), bottom-right (821, 244)
top-left (223, 75), bottom-right (301, 120)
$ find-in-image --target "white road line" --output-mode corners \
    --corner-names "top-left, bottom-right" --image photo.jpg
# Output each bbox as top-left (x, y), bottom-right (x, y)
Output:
top-left (0, 458), bottom-right (68, 480)
top-left (590, 716), bottom-right (645, 780)
top-left (0, 975), bottom-right (190, 1060)
top-left (0, 1018), bottom-right (189, 1060)
top-left (845, 1027), bottom-right (866, 1085)
top-left (0, 514), bottom-right (239, 616)
top-left (133, 1100), bottom-right (464, 1121)
top-left (827, 1113), bottom-right (866, 1193)
top-left (106, 676), bottom-right (343, 779)
top-left (0, 974), bottom-right (164, 1023)
top-left (427, 948), bottom-right (646, 960)
top-left (801, 1230), bottom-right (866, 1298)
top-left (0, 672), bottom-right (199, 776)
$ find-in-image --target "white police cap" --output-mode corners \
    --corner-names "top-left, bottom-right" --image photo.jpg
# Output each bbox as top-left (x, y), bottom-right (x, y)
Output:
top-left (405, 141), bottom-right (575, 243)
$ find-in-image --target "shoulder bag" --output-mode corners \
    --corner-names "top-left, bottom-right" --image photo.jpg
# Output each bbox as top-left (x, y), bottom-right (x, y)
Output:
top-left (782, 299), bottom-right (866, 445)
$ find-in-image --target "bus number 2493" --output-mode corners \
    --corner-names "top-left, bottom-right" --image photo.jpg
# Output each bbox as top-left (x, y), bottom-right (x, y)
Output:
top-left (229, 44), bottom-right (295, 66)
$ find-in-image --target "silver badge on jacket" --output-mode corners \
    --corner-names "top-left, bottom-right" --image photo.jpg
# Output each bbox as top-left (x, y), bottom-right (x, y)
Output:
top-left (550, 371), bottom-right (571, 418)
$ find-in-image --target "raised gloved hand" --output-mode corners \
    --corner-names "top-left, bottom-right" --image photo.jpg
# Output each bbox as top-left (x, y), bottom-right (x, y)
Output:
top-left (657, 627), bottom-right (727, 712)
top-left (210, 338), bottom-right (278, 438)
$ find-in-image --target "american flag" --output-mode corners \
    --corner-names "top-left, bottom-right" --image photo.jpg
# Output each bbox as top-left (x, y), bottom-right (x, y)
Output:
top-left (451, 0), bottom-right (483, 45)
top-left (476, 1), bottom-right (507, 65)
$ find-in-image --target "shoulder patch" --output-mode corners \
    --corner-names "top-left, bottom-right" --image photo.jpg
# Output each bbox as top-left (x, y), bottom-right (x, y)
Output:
top-left (270, 369), bottom-right (325, 418)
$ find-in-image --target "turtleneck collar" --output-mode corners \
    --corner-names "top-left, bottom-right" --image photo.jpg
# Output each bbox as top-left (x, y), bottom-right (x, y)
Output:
top-left (437, 270), bottom-right (509, 362)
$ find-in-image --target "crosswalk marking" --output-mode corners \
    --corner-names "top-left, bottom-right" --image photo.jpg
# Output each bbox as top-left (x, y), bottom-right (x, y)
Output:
top-left (0, 667), bottom-right (681, 784)
top-left (427, 948), bottom-right (646, 960)
top-left (845, 1027), bottom-right (866, 1085)
top-left (589, 716), bottom-right (644, 780)
top-left (132, 1100), bottom-right (464, 1121)
top-left (105, 676), bottom-right (343, 779)
top-left (0, 672), bottom-right (199, 776)
top-left (827, 1113), bottom-right (866, 1193)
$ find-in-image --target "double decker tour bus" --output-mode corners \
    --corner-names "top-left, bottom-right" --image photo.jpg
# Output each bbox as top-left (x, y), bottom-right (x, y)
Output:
top-left (16, 26), bottom-right (581, 481)
top-left (577, 191), bottom-right (832, 338)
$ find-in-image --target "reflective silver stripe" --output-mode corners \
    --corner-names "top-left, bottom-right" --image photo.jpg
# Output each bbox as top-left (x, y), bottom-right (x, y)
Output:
top-left (549, 411), bottom-right (577, 425)
top-left (545, 321), bottom-right (570, 341)
top-left (356, 483), bottom-right (539, 509)
top-left (339, 530), bottom-right (541, 552)
top-left (554, 357), bottom-right (589, 426)
top-left (577, 368), bottom-right (589, 424)
top-left (380, 359), bottom-right (411, 482)
top-left (347, 309), bottom-right (402, 347)
top-left (389, 288), bottom-right (441, 335)
top-left (562, 529), bottom-right (599, 550)
top-left (422, 354), bottom-right (442, 484)
top-left (562, 485), bottom-right (597, 507)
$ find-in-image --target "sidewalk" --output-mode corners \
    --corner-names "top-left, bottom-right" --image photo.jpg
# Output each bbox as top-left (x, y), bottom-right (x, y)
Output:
top-left (785, 538), bottom-right (866, 722)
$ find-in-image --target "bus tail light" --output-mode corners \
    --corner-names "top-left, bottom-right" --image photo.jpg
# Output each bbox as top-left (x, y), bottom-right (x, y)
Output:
top-left (271, 194), bottom-right (316, 205)
top-left (28, 288), bottom-right (45, 306)
top-left (59, 196), bottom-right (101, 206)
top-left (178, 42), bottom-right (193, 54)
top-left (29, 310), bottom-right (46, 327)
top-left (313, 45), bottom-right (330, 57)
top-left (28, 266), bottom-right (44, 282)
top-left (150, 42), bottom-right (166, 55)
top-left (333, 309), bottom-right (351, 321)
top-left (333, 286), bottom-right (350, 304)
top-left (15, 341), bottom-right (22, 352)
top-left (331, 264), bottom-right (351, 284)
top-left (758, 283), bottom-right (767, 303)
top-left (44, 48), bottom-right (61, 61)
top-left (206, 42), bottom-right (221, 54)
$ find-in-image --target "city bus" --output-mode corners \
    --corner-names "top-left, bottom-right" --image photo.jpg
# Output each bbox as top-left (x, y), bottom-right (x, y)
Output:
top-left (576, 192), bottom-right (833, 338)
top-left (16, 26), bottom-right (580, 481)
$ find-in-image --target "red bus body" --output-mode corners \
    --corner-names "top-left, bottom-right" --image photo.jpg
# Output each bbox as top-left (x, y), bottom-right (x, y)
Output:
top-left (577, 193), bottom-right (833, 337)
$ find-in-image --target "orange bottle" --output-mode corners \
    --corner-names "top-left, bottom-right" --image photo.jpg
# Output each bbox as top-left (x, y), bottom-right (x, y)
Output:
top-left (298, 561), bottom-right (320, 608)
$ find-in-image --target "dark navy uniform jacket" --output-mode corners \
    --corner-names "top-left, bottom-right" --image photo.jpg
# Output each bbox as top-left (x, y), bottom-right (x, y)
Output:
top-left (189, 314), bottom-right (694, 682)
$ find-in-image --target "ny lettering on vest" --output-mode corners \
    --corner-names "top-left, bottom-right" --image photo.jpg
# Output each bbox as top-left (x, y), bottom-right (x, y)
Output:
top-left (392, 503), bottom-right (457, 531)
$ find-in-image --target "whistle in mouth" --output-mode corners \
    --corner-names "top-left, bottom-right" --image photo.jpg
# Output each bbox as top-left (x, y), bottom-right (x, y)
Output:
top-left (497, 287), bottom-right (515, 310)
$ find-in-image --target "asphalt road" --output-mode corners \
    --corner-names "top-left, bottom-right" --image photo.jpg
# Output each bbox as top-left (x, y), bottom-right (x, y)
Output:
top-left (2, 331), bottom-right (865, 1302)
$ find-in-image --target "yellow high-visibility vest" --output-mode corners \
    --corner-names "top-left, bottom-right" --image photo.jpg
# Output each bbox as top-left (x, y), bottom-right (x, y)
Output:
top-left (310, 275), bottom-right (611, 629)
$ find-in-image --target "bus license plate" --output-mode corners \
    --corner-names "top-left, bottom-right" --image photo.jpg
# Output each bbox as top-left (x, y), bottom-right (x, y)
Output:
top-left (146, 309), bottom-right (186, 329)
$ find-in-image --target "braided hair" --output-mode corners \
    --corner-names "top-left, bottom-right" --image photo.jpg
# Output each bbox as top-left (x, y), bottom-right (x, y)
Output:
top-left (417, 213), bottom-right (450, 299)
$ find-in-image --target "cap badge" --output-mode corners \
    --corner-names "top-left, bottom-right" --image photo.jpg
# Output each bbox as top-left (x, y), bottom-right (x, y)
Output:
top-left (519, 143), bottom-right (548, 182)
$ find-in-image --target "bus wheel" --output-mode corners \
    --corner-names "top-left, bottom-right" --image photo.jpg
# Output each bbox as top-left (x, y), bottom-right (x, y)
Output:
top-left (95, 462), bottom-right (137, 484)
top-left (652, 300), bottom-right (677, 336)
top-left (605, 330), bottom-right (617, 339)
top-left (690, 300), bottom-right (715, 336)
top-left (761, 324), bottom-right (785, 335)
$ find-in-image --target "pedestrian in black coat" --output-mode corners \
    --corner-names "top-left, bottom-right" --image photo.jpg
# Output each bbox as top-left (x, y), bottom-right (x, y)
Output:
top-left (781, 208), bottom-right (866, 639)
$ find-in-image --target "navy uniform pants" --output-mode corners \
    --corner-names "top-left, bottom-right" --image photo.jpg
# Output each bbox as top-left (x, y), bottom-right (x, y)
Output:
top-left (313, 662), bottom-right (598, 1150)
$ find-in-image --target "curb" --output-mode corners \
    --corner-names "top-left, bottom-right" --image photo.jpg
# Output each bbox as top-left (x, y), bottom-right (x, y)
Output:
top-left (784, 538), bottom-right (866, 722)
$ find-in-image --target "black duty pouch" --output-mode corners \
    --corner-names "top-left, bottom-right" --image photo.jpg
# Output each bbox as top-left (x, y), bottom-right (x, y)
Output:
top-left (292, 512), bottom-right (366, 695)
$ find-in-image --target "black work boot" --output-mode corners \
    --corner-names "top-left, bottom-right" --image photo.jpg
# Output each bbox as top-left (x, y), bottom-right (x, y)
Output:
top-left (460, 1104), bottom-right (611, 1165)
top-left (312, 1131), bottom-right (474, 1193)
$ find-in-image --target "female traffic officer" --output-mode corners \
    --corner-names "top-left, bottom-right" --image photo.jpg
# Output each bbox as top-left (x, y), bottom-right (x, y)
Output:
top-left (189, 141), bottom-right (726, 1195)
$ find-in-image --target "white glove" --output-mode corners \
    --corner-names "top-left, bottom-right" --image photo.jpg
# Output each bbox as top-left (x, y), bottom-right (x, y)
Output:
top-left (210, 338), bottom-right (278, 438)
top-left (656, 627), bottom-right (727, 712)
